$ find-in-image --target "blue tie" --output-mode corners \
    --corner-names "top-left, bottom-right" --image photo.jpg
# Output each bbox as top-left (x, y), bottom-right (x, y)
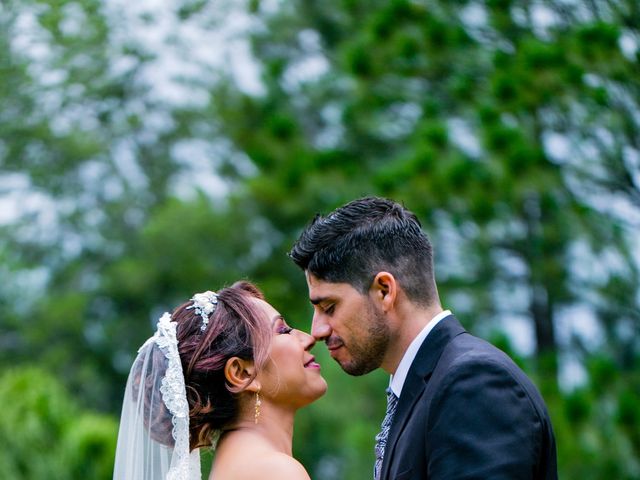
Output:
top-left (374, 388), bottom-right (399, 480)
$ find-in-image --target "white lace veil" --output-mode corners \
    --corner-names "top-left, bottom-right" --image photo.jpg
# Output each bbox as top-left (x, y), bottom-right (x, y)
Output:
top-left (113, 312), bottom-right (201, 480)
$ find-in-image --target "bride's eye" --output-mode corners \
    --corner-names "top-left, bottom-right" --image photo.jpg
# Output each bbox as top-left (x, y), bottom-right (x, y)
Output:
top-left (277, 325), bottom-right (293, 335)
top-left (274, 317), bottom-right (293, 334)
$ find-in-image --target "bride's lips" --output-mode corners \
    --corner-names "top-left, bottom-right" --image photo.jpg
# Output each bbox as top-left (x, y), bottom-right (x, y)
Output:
top-left (304, 356), bottom-right (321, 369)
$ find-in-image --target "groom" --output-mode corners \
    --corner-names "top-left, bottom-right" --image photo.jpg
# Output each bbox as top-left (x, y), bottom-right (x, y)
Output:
top-left (289, 197), bottom-right (557, 480)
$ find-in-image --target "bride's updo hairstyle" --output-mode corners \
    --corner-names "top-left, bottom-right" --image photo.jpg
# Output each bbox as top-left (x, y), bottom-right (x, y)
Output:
top-left (171, 281), bottom-right (271, 449)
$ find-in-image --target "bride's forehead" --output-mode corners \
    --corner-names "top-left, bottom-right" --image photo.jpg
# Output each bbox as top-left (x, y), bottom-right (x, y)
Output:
top-left (249, 296), bottom-right (280, 321)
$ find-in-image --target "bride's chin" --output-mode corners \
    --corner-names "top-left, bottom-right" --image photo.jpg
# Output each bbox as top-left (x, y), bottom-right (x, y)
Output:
top-left (310, 378), bottom-right (328, 401)
top-left (297, 380), bottom-right (328, 408)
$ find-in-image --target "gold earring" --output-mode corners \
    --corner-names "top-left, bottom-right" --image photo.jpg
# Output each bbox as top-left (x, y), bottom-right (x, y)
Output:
top-left (254, 390), bottom-right (261, 424)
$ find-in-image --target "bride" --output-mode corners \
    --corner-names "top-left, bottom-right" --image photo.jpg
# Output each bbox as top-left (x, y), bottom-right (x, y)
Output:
top-left (113, 281), bottom-right (327, 479)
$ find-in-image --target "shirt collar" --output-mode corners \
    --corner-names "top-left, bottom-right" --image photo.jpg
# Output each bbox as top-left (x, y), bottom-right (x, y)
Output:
top-left (389, 310), bottom-right (452, 398)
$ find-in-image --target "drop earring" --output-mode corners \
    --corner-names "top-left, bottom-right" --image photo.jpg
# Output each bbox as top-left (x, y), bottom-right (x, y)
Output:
top-left (254, 389), bottom-right (261, 424)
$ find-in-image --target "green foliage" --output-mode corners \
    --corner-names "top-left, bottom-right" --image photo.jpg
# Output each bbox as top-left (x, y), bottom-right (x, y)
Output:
top-left (62, 414), bottom-right (119, 479)
top-left (1, 0), bottom-right (639, 478)
top-left (0, 367), bottom-right (117, 479)
top-left (548, 359), bottom-right (640, 479)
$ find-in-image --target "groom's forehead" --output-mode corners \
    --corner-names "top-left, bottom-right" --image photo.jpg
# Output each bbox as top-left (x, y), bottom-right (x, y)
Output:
top-left (306, 274), bottom-right (359, 301)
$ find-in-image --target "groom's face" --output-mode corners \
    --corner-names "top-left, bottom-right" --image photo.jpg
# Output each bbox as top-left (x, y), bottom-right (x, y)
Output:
top-left (306, 272), bottom-right (390, 376)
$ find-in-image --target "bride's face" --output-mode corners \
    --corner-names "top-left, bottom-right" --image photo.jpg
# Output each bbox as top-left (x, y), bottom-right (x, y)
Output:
top-left (252, 298), bottom-right (327, 408)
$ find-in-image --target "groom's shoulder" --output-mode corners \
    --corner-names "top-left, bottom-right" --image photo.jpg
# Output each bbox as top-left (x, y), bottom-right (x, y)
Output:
top-left (426, 319), bottom-right (545, 396)
top-left (444, 332), bottom-right (535, 381)
top-left (444, 332), bottom-right (549, 401)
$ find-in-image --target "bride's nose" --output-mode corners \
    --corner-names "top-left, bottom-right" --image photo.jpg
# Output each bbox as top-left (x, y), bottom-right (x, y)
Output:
top-left (295, 329), bottom-right (316, 350)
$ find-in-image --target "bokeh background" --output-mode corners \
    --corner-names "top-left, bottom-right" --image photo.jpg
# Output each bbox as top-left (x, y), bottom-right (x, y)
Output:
top-left (1, 0), bottom-right (639, 478)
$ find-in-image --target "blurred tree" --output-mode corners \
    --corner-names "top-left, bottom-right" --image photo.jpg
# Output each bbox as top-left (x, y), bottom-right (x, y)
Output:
top-left (1, 0), bottom-right (639, 478)
top-left (211, 0), bottom-right (639, 371)
top-left (550, 355), bottom-right (640, 478)
top-left (0, 0), bottom-right (226, 409)
top-left (0, 367), bottom-right (117, 479)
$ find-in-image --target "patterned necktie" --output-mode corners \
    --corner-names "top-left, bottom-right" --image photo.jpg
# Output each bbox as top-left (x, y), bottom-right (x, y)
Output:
top-left (374, 387), bottom-right (399, 480)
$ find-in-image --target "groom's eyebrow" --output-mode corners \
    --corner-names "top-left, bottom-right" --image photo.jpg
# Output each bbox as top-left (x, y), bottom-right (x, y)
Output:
top-left (310, 296), bottom-right (328, 305)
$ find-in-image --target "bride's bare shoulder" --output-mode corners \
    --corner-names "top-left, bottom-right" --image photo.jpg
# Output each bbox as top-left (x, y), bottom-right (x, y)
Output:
top-left (210, 451), bottom-right (311, 480)
top-left (252, 453), bottom-right (311, 479)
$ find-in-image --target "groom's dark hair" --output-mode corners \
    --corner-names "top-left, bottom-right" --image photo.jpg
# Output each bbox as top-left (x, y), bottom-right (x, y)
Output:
top-left (289, 196), bottom-right (438, 306)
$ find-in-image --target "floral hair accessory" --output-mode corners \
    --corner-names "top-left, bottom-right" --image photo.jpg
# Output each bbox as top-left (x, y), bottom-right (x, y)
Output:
top-left (187, 291), bottom-right (219, 331)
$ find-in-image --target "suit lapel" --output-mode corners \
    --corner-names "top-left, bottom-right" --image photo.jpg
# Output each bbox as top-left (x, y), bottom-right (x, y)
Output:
top-left (380, 315), bottom-right (466, 480)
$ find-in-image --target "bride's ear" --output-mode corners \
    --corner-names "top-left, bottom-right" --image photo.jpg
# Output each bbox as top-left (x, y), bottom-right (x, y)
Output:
top-left (224, 357), bottom-right (260, 392)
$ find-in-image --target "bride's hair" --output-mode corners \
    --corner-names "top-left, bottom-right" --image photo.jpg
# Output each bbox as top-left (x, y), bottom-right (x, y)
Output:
top-left (139, 281), bottom-right (272, 450)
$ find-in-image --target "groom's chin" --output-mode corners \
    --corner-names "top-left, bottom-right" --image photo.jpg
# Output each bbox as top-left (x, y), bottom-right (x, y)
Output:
top-left (338, 358), bottom-right (378, 377)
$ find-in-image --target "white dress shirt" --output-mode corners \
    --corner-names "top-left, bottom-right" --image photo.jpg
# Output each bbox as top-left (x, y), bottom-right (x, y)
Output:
top-left (389, 310), bottom-right (452, 398)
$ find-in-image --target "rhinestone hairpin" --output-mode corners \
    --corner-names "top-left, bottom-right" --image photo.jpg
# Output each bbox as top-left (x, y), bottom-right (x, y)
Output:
top-left (187, 291), bottom-right (218, 331)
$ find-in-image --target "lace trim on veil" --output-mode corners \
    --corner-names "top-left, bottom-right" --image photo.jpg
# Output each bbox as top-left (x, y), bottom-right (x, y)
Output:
top-left (142, 312), bottom-right (197, 480)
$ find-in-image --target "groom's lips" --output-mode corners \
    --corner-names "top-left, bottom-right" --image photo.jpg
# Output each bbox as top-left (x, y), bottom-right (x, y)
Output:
top-left (326, 338), bottom-right (344, 356)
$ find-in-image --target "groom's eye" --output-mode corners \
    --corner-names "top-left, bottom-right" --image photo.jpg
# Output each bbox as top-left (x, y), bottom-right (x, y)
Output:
top-left (324, 304), bottom-right (335, 315)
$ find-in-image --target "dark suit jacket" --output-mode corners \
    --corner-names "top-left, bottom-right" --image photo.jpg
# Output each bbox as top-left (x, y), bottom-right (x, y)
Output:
top-left (380, 315), bottom-right (557, 480)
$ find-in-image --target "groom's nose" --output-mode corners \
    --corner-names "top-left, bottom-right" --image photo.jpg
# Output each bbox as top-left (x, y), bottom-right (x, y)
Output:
top-left (311, 311), bottom-right (332, 341)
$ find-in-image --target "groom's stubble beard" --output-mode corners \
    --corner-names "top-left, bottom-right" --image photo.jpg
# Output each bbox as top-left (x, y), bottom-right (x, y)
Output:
top-left (339, 301), bottom-right (390, 376)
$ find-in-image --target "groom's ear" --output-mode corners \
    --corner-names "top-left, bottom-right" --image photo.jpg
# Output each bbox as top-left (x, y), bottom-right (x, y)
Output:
top-left (370, 271), bottom-right (397, 312)
top-left (224, 357), bottom-right (259, 391)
